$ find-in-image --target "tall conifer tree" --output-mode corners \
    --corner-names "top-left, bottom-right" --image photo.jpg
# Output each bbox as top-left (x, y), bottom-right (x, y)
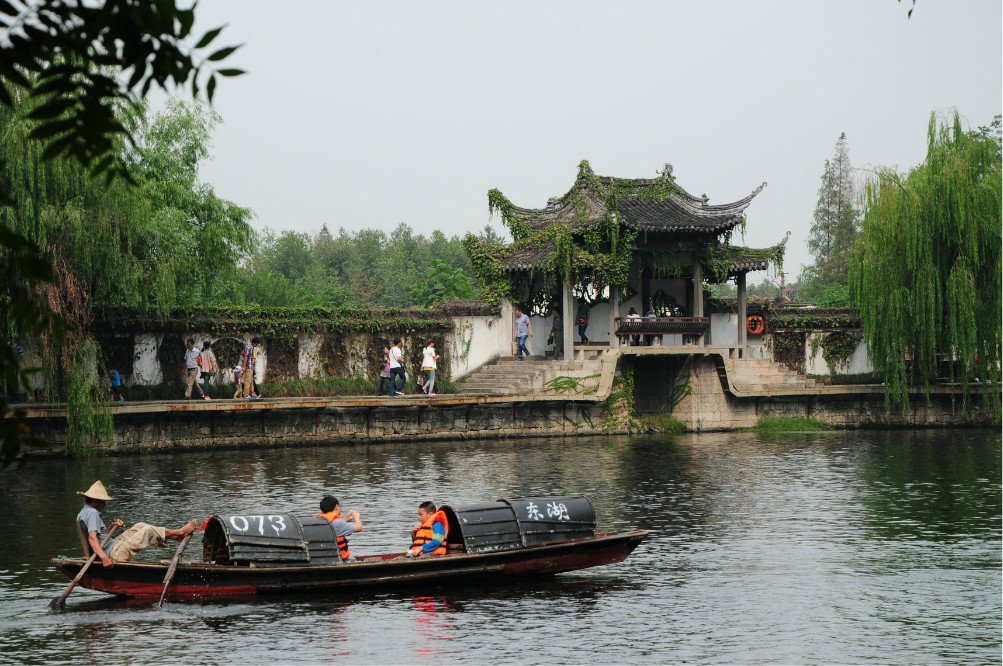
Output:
top-left (807, 132), bottom-right (859, 285)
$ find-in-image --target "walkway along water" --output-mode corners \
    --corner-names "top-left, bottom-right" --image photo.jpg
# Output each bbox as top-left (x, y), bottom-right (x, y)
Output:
top-left (13, 347), bottom-right (997, 458)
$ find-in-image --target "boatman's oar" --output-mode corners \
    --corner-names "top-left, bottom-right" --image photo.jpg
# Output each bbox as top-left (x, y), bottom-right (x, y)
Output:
top-left (156, 532), bottom-right (193, 609)
top-left (50, 524), bottom-right (120, 610)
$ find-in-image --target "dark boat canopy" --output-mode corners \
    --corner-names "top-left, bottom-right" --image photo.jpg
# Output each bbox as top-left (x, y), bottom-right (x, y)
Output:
top-left (202, 514), bottom-right (341, 567)
top-left (201, 496), bottom-right (597, 566)
top-left (440, 496), bottom-right (595, 555)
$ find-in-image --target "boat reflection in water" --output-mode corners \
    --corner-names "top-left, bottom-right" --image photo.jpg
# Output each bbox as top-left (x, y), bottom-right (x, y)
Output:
top-left (52, 496), bottom-right (648, 602)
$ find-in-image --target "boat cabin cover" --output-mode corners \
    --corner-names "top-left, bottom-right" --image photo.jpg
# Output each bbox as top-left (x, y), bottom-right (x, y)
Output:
top-left (202, 496), bottom-right (597, 566)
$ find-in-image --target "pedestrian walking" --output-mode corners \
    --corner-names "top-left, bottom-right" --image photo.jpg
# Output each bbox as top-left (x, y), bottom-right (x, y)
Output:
top-left (421, 339), bottom-right (439, 396)
top-left (575, 298), bottom-right (591, 344)
top-left (388, 338), bottom-right (406, 396)
top-left (198, 340), bottom-right (218, 398)
top-left (232, 364), bottom-right (244, 399)
top-left (549, 307), bottom-right (563, 358)
top-left (240, 337), bottom-right (261, 400)
top-left (513, 306), bottom-right (533, 360)
top-left (377, 345), bottom-right (392, 396)
top-left (183, 338), bottom-right (209, 400)
top-left (108, 368), bottom-right (124, 402)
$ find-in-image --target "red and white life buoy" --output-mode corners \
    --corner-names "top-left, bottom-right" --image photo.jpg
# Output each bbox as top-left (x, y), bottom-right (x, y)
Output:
top-left (746, 315), bottom-right (765, 335)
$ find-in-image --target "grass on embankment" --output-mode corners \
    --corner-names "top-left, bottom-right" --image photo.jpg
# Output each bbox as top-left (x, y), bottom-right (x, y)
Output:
top-left (752, 417), bottom-right (833, 432)
top-left (123, 376), bottom-right (459, 401)
top-left (637, 413), bottom-right (688, 434)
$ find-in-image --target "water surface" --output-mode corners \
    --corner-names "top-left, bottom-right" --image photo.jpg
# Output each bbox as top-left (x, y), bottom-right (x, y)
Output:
top-left (1, 429), bottom-right (999, 664)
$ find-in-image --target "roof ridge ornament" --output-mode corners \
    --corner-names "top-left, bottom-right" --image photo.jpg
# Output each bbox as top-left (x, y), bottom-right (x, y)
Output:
top-left (753, 181), bottom-right (767, 196)
top-left (657, 163), bottom-right (674, 180)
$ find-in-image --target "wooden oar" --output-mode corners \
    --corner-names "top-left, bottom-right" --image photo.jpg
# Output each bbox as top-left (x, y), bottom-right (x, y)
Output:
top-left (50, 524), bottom-right (120, 610)
top-left (156, 532), bottom-right (193, 609)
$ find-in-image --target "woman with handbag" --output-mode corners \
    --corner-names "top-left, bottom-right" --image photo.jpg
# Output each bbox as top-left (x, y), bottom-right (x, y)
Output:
top-left (198, 341), bottom-right (219, 398)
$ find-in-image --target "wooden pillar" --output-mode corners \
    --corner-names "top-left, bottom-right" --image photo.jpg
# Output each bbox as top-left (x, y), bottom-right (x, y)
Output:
top-left (562, 279), bottom-right (574, 362)
top-left (737, 272), bottom-right (747, 356)
top-left (608, 286), bottom-right (620, 349)
top-left (692, 259), bottom-right (704, 347)
top-left (640, 261), bottom-right (650, 315)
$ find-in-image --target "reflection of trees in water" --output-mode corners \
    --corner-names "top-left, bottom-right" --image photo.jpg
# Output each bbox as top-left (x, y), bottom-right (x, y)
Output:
top-left (856, 429), bottom-right (1001, 541)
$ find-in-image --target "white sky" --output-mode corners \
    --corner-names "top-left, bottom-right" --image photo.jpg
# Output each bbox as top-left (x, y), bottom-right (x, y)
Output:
top-left (176, 1), bottom-right (1002, 281)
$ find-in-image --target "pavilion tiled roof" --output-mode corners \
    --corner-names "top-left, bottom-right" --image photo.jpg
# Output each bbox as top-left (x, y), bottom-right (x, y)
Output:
top-left (499, 240), bottom-right (783, 277)
top-left (506, 163), bottom-right (766, 235)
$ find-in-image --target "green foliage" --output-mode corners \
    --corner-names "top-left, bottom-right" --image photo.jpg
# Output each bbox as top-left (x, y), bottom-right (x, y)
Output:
top-left (237, 224), bottom-right (476, 308)
top-left (0, 1), bottom-right (242, 466)
top-left (638, 413), bottom-right (687, 434)
top-left (755, 417), bottom-right (832, 432)
top-left (602, 367), bottom-right (637, 431)
top-left (463, 232), bottom-right (515, 305)
top-left (0, 1), bottom-right (242, 188)
top-left (544, 374), bottom-right (600, 395)
top-left (409, 259), bottom-right (474, 306)
top-left (807, 132), bottom-right (860, 286)
top-left (820, 330), bottom-right (862, 373)
top-left (65, 340), bottom-right (113, 455)
top-left (768, 308), bottom-right (861, 330)
top-left (849, 111), bottom-right (1001, 414)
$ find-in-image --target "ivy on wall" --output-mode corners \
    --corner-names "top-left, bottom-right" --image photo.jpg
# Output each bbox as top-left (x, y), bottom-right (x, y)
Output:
top-left (820, 330), bottom-right (862, 374)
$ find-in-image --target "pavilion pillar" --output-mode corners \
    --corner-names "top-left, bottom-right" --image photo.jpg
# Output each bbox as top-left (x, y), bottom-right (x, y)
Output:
top-left (692, 259), bottom-right (704, 347)
top-left (562, 279), bottom-right (574, 362)
top-left (608, 286), bottom-right (620, 350)
top-left (737, 272), bottom-right (747, 357)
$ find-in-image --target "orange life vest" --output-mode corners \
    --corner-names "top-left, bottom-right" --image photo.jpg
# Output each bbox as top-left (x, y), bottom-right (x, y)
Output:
top-left (317, 510), bottom-right (352, 560)
top-left (410, 510), bottom-right (448, 556)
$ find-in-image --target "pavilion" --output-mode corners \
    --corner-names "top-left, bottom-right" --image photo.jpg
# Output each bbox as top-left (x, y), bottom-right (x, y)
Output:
top-left (466, 160), bottom-right (786, 361)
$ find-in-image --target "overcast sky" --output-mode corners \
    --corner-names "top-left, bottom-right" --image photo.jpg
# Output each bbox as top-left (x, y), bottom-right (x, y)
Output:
top-left (174, 1), bottom-right (1002, 281)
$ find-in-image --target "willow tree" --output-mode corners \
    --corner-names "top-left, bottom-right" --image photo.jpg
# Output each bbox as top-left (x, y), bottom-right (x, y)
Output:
top-left (850, 112), bottom-right (1001, 414)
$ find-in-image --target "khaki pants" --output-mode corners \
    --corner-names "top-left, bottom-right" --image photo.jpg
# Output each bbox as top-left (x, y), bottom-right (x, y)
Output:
top-left (242, 369), bottom-right (255, 397)
top-left (233, 376), bottom-right (244, 399)
top-left (108, 522), bottom-right (167, 562)
top-left (184, 368), bottom-right (204, 398)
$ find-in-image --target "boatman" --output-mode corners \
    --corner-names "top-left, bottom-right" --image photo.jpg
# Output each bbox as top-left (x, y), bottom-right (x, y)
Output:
top-left (407, 501), bottom-right (448, 557)
top-left (317, 495), bottom-right (362, 563)
top-left (75, 480), bottom-right (197, 568)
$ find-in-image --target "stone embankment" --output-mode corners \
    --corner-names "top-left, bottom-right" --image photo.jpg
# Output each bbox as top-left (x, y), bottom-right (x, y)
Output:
top-left (14, 351), bottom-right (997, 458)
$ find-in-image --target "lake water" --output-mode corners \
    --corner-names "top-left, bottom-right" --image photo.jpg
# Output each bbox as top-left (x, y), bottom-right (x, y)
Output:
top-left (1, 429), bottom-right (999, 664)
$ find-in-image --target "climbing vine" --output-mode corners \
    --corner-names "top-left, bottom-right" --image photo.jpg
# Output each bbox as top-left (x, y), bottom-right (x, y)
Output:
top-left (820, 330), bottom-right (862, 374)
top-left (602, 367), bottom-right (637, 432)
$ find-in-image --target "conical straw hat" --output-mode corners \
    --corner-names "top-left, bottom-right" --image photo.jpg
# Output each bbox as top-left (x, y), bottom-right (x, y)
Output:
top-left (76, 480), bottom-right (115, 501)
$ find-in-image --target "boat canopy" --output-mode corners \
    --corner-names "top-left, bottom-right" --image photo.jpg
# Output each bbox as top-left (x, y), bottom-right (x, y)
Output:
top-left (202, 514), bottom-right (341, 566)
top-left (440, 496), bottom-right (595, 554)
top-left (200, 496), bottom-right (597, 565)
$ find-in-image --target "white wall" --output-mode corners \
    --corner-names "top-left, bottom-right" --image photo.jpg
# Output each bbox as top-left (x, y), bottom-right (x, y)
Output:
top-left (806, 333), bottom-right (871, 375)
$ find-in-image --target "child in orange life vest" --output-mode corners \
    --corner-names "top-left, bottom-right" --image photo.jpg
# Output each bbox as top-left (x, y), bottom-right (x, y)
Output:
top-left (407, 501), bottom-right (448, 557)
top-left (317, 495), bottom-right (362, 563)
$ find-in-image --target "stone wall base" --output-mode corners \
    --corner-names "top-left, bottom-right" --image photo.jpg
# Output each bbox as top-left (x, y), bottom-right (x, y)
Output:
top-left (25, 402), bottom-right (608, 457)
top-left (670, 357), bottom-right (997, 430)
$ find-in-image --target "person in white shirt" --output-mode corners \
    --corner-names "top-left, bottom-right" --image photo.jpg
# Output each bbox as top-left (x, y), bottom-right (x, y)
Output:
top-left (388, 338), bottom-right (406, 396)
top-left (421, 339), bottom-right (440, 395)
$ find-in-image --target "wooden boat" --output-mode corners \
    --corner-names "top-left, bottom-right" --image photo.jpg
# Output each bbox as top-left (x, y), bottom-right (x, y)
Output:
top-left (52, 496), bottom-right (648, 601)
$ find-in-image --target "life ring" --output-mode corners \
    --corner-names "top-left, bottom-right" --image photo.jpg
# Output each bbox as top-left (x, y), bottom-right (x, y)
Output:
top-left (746, 315), bottom-right (765, 335)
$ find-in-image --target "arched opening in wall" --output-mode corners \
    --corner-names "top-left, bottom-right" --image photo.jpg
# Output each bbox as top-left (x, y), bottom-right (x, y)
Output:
top-left (157, 335), bottom-right (186, 386)
top-left (95, 334), bottom-right (135, 381)
top-left (212, 337), bottom-right (245, 373)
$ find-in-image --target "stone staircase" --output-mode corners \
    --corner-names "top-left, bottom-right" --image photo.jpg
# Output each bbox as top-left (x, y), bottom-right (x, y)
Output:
top-left (458, 358), bottom-right (603, 396)
top-left (726, 357), bottom-right (818, 393)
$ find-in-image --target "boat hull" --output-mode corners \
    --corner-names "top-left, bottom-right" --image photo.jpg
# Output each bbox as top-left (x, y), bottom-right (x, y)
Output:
top-left (52, 530), bottom-right (648, 601)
